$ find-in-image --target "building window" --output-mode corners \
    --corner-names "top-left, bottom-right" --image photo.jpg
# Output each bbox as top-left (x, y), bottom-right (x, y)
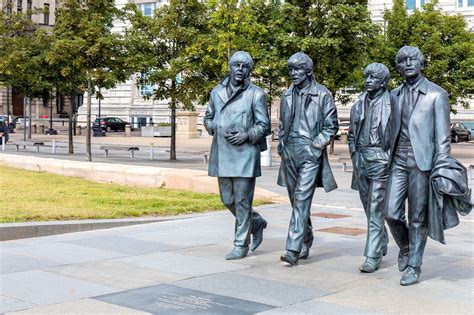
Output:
top-left (43, 3), bottom-right (50, 25)
top-left (458, 0), bottom-right (474, 7)
top-left (6, 0), bottom-right (13, 15)
top-left (406, 0), bottom-right (426, 10)
top-left (138, 2), bottom-right (156, 17)
top-left (139, 72), bottom-right (154, 96)
top-left (17, 0), bottom-right (22, 13)
top-left (27, 0), bottom-right (32, 20)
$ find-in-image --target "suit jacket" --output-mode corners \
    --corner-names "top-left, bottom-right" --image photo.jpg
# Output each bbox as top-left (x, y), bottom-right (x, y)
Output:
top-left (277, 81), bottom-right (338, 192)
top-left (348, 90), bottom-right (391, 190)
top-left (388, 77), bottom-right (451, 171)
top-left (204, 76), bottom-right (270, 177)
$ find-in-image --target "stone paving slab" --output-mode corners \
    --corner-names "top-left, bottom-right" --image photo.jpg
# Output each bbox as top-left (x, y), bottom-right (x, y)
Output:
top-left (0, 270), bottom-right (118, 308)
top-left (4, 242), bottom-right (126, 264)
top-left (113, 251), bottom-right (249, 277)
top-left (171, 273), bottom-right (333, 307)
top-left (45, 260), bottom-right (190, 290)
top-left (67, 235), bottom-right (182, 256)
top-left (0, 295), bottom-right (36, 314)
top-left (0, 251), bottom-right (63, 275)
top-left (95, 283), bottom-right (275, 314)
top-left (9, 299), bottom-right (151, 314)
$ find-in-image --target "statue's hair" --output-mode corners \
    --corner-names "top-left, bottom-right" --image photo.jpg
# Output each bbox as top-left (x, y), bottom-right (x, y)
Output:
top-left (287, 52), bottom-right (314, 72)
top-left (395, 46), bottom-right (424, 67)
top-left (228, 51), bottom-right (254, 69)
top-left (363, 63), bottom-right (390, 87)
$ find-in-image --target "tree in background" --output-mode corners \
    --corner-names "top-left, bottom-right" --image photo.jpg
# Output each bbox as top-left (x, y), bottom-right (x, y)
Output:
top-left (187, 0), bottom-right (288, 118)
top-left (279, 0), bottom-right (379, 104)
top-left (49, 0), bottom-right (131, 161)
top-left (0, 11), bottom-right (54, 139)
top-left (379, 0), bottom-right (473, 109)
top-left (123, 0), bottom-right (208, 160)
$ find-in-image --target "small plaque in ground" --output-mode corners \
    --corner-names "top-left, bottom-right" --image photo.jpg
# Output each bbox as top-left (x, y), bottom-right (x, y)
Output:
top-left (317, 226), bottom-right (366, 236)
top-left (94, 283), bottom-right (275, 314)
top-left (312, 212), bottom-right (351, 219)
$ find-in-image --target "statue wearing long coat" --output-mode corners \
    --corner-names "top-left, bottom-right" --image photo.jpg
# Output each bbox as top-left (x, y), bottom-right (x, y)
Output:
top-left (204, 76), bottom-right (270, 178)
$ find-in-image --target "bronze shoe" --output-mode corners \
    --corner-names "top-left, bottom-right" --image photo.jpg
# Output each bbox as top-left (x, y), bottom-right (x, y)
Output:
top-left (359, 257), bottom-right (382, 273)
top-left (225, 246), bottom-right (249, 260)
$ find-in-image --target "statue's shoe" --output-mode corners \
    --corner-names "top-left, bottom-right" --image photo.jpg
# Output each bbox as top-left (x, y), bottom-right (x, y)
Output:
top-left (398, 249), bottom-right (410, 272)
top-left (250, 219), bottom-right (267, 252)
top-left (359, 257), bottom-right (382, 273)
top-left (225, 246), bottom-right (249, 260)
top-left (280, 250), bottom-right (299, 266)
top-left (400, 266), bottom-right (421, 286)
top-left (299, 240), bottom-right (313, 259)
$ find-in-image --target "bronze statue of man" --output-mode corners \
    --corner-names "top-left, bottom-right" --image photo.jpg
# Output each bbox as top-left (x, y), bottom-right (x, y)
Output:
top-left (204, 51), bottom-right (270, 260)
top-left (385, 46), bottom-right (451, 285)
top-left (277, 52), bottom-right (338, 265)
top-left (348, 63), bottom-right (391, 273)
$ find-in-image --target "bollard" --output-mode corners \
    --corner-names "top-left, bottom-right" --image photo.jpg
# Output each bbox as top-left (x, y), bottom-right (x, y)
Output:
top-left (39, 124), bottom-right (44, 134)
top-left (260, 135), bottom-right (272, 167)
top-left (1, 136), bottom-right (5, 151)
top-left (125, 125), bottom-right (131, 137)
top-left (150, 143), bottom-right (154, 160)
top-left (52, 139), bottom-right (56, 154)
top-left (16, 122), bottom-right (21, 130)
top-left (32, 124), bottom-right (37, 134)
top-left (76, 125), bottom-right (82, 136)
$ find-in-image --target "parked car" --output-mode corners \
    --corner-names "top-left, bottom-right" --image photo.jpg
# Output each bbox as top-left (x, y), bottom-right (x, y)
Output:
top-left (0, 115), bottom-right (7, 122)
top-left (450, 122), bottom-right (471, 143)
top-left (461, 121), bottom-right (474, 139)
top-left (92, 117), bottom-right (128, 132)
top-left (335, 122), bottom-right (350, 140)
top-left (271, 124), bottom-right (280, 141)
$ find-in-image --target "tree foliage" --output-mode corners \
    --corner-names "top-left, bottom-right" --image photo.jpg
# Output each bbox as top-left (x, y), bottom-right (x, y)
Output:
top-left (123, 0), bottom-right (208, 159)
top-left (279, 0), bottom-right (379, 103)
top-left (379, 0), bottom-right (474, 108)
top-left (0, 11), bottom-right (53, 99)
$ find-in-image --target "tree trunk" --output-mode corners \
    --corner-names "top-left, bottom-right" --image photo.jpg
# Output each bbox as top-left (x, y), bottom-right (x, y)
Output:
top-left (27, 97), bottom-right (32, 140)
top-left (23, 97), bottom-right (27, 142)
top-left (86, 79), bottom-right (92, 162)
top-left (170, 82), bottom-right (177, 161)
top-left (68, 112), bottom-right (74, 154)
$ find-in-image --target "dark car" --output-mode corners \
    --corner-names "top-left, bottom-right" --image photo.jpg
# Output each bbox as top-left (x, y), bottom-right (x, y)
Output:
top-left (462, 121), bottom-right (474, 139)
top-left (450, 122), bottom-right (471, 143)
top-left (0, 121), bottom-right (9, 143)
top-left (92, 117), bottom-right (128, 132)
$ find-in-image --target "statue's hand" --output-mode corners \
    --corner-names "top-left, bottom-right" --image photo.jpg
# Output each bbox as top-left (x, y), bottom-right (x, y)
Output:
top-left (225, 130), bottom-right (249, 145)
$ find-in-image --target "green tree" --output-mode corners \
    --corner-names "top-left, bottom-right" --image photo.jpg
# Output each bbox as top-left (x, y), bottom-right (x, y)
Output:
top-left (123, 0), bottom-right (208, 160)
top-left (49, 0), bottom-right (131, 161)
top-left (0, 11), bottom-right (54, 139)
top-left (279, 0), bottom-right (379, 103)
top-left (379, 0), bottom-right (473, 109)
top-left (187, 0), bottom-right (287, 117)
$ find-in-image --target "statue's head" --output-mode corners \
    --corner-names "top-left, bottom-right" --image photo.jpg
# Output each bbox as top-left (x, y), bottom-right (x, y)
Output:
top-left (287, 52), bottom-right (313, 89)
top-left (363, 63), bottom-right (390, 94)
top-left (395, 46), bottom-right (424, 80)
top-left (228, 51), bottom-right (253, 85)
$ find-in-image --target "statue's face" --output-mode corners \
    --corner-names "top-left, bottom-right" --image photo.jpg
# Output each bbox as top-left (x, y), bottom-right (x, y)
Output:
top-left (397, 54), bottom-right (422, 79)
top-left (229, 62), bottom-right (251, 84)
top-left (289, 64), bottom-right (311, 88)
top-left (365, 74), bottom-right (385, 93)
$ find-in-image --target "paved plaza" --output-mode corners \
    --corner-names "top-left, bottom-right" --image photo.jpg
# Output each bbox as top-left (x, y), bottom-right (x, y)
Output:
top-left (0, 133), bottom-right (473, 314)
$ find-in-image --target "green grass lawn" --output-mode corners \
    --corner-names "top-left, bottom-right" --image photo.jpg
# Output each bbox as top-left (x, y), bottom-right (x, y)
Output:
top-left (0, 165), bottom-right (269, 223)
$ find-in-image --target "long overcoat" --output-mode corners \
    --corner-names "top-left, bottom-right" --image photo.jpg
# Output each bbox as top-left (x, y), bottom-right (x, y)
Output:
top-left (388, 77), bottom-right (451, 171)
top-left (204, 76), bottom-right (270, 178)
top-left (348, 90), bottom-right (391, 190)
top-left (276, 81), bottom-right (338, 192)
